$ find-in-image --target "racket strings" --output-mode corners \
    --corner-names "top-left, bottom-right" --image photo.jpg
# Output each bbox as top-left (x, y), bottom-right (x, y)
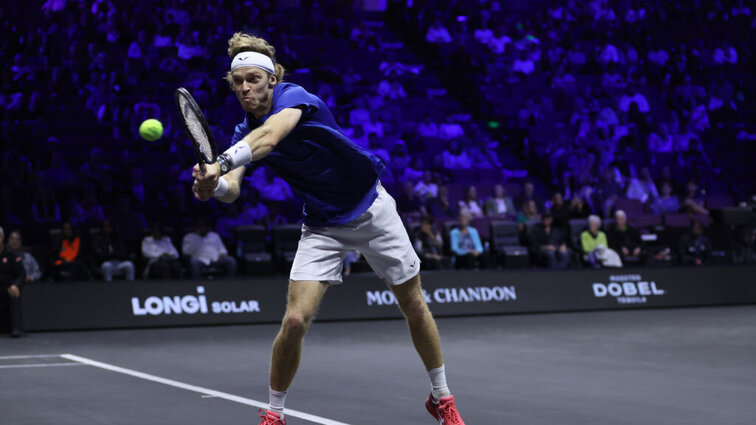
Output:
top-left (178, 96), bottom-right (213, 161)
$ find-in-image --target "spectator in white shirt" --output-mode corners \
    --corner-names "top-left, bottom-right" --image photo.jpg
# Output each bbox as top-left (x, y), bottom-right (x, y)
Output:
top-left (417, 114), bottom-right (439, 138)
top-left (484, 184), bottom-right (516, 218)
top-left (414, 171), bottom-right (439, 201)
top-left (439, 121), bottom-right (464, 140)
top-left (458, 185), bottom-right (484, 219)
top-left (142, 221), bottom-right (181, 279)
top-left (182, 217), bottom-right (237, 279)
top-left (442, 138), bottom-right (472, 170)
top-left (426, 18), bottom-right (453, 44)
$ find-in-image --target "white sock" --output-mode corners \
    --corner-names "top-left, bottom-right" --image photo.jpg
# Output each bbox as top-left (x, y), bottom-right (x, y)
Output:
top-left (269, 387), bottom-right (286, 417)
top-left (428, 365), bottom-right (451, 401)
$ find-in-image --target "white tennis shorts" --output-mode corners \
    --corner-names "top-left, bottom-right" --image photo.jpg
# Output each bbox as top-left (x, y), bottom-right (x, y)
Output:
top-left (290, 182), bottom-right (421, 286)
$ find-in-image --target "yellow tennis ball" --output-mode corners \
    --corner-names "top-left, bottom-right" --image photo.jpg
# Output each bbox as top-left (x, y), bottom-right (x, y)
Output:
top-left (139, 119), bottom-right (164, 142)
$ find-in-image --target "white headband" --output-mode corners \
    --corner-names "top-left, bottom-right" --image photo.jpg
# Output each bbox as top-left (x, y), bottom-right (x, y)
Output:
top-left (230, 51), bottom-right (275, 74)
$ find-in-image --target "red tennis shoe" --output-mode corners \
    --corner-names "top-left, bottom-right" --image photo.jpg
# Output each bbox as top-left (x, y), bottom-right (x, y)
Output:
top-left (257, 409), bottom-right (286, 425)
top-left (425, 394), bottom-right (466, 424)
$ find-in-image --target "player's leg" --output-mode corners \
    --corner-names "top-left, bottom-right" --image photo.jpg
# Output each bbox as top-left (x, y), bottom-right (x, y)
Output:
top-left (356, 183), bottom-right (466, 424)
top-left (390, 274), bottom-right (443, 370)
top-left (270, 279), bottom-right (329, 392)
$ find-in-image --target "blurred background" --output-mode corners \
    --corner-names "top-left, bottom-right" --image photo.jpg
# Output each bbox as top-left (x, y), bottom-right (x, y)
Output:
top-left (1, 0), bottom-right (755, 283)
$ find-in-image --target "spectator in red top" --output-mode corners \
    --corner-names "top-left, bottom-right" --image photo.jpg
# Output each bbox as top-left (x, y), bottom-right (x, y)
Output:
top-left (51, 222), bottom-right (90, 282)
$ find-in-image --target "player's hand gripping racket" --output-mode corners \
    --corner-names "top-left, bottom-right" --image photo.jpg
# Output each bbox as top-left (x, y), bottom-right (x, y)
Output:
top-left (175, 87), bottom-right (218, 173)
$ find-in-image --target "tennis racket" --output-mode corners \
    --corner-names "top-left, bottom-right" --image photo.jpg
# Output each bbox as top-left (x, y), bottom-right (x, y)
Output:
top-left (175, 87), bottom-right (218, 172)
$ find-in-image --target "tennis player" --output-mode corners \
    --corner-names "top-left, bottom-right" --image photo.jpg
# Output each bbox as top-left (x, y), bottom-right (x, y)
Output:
top-left (193, 32), bottom-right (465, 425)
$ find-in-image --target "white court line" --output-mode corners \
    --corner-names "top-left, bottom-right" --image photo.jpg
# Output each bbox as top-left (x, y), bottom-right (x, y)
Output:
top-left (0, 362), bottom-right (84, 369)
top-left (61, 354), bottom-right (352, 425)
top-left (0, 354), bottom-right (64, 360)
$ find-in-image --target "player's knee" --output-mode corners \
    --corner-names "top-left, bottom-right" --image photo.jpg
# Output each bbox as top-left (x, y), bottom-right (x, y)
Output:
top-left (282, 312), bottom-right (311, 337)
top-left (398, 292), bottom-right (428, 318)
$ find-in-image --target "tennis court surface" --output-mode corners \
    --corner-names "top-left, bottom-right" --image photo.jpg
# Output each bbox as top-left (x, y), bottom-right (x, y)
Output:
top-left (3, 306), bottom-right (756, 425)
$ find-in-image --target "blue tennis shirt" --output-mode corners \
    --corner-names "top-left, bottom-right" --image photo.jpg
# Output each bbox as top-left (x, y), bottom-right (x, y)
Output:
top-left (231, 83), bottom-right (386, 227)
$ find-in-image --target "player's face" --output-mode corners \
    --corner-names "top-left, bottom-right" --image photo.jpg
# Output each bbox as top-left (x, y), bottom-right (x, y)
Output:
top-left (231, 67), bottom-right (276, 115)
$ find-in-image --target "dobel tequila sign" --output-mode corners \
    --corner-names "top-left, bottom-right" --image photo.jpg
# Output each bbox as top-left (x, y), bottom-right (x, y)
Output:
top-left (592, 274), bottom-right (665, 304)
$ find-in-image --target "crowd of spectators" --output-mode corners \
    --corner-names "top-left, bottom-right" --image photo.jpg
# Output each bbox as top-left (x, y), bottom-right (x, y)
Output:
top-left (1, 0), bottom-right (755, 285)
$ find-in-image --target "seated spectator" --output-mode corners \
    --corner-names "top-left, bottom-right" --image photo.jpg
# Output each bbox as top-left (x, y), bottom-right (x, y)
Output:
top-left (377, 75), bottom-right (407, 100)
top-left (569, 194), bottom-right (592, 219)
top-left (348, 98), bottom-right (371, 127)
top-left (51, 222), bottom-right (90, 281)
top-left (258, 167), bottom-right (294, 202)
top-left (441, 138), bottom-right (472, 170)
top-left (31, 182), bottom-right (61, 223)
top-left (141, 222), bottom-right (181, 279)
top-left (413, 216), bottom-right (451, 270)
top-left (549, 192), bottom-right (570, 230)
top-left (417, 114), bottom-right (439, 138)
top-left (648, 123), bottom-right (673, 153)
top-left (182, 217), bottom-right (237, 279)
top-left (388, 141), bottom-right (411, 178)
top-left (651, 182), bottom-right (680, 215)
top-left (530, 213), bottom-right (569, 269)
top-left (458, 185), bottom-right (484, 219)
top-left (93, 220), bottom-right (135, 282)
top-left (513, 50), bottom-right (535, 75)
top-left (484, 184), bottom-right (516, 218)
top-left (396, 181), bottom-right (426, 215)
top-left (439, 121), bottom-right (464, 141)
top-left (426, 18), bottom-right (453, 44)
top-left (515, 181), bottom-right (539, 211)
top-left (607, 210), bottom-right (642, 264)
top-left (0, 226), bottom-right (24, 337)
top-left (733, 227), bottom-right (756, 264)
top-left (678, 220), bottom-right (712, 266)
top-left (368, 133), bottom-right (390, 164)
top-left (682, 180), bottom-right (709, 216)
top-left (599, 167), bottom-right (623, 218)
top-left (6, 230), bottom-right (42, 283)
top-left (516, 200), bottom-right (541, 231)
top-left (581, 215), bottom-right (622, 268)
top-left (626, 167), bottom-right (659, 204)
top-left (241, 187), bottom-right (271, 228)
top-left (414, 171), bottom-right (439, 201)
top-left (449, 211), bottom-right (486, 270)
top-left (425, 185), bottom-right (456, 219)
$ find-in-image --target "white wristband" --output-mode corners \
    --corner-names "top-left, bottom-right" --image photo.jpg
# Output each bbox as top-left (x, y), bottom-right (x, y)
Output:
top-left (213, 176), bottom-right (229, 198)
top-left (226, 140), bottom-right (254, 169)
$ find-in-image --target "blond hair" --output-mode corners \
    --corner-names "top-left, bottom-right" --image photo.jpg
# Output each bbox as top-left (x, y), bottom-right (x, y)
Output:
top-left (224, 32), bottom-right (285, 86)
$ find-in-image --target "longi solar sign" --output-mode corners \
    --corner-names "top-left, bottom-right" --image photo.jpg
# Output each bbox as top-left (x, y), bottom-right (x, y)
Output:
top-left (130, 286), bottom-right (261, 316)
